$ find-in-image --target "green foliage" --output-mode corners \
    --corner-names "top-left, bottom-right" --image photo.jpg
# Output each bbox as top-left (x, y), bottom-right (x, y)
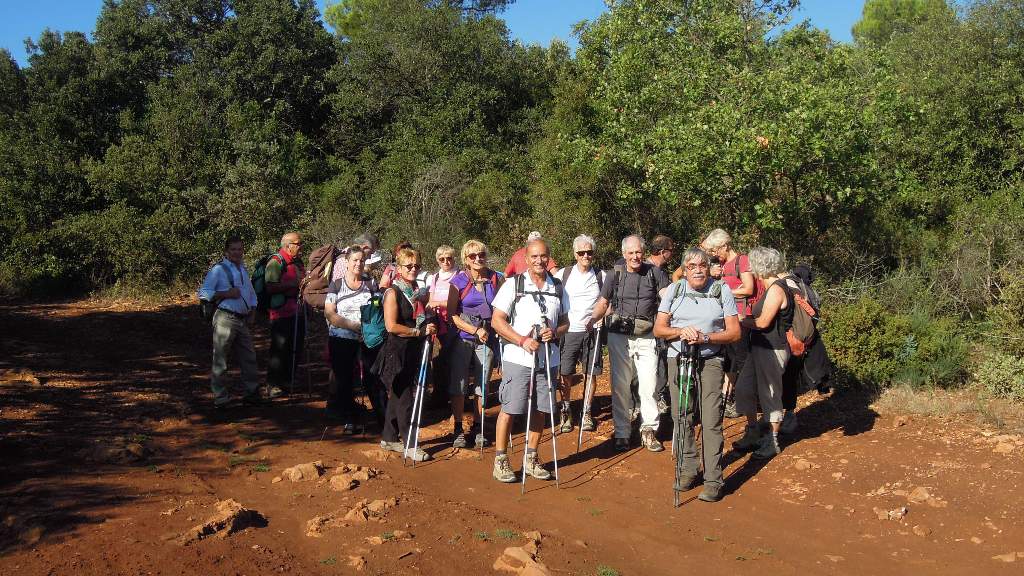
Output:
top-left (974, 351), bottom-right (1024, 401)
top-left (852, 0), bottom-right (956, 45)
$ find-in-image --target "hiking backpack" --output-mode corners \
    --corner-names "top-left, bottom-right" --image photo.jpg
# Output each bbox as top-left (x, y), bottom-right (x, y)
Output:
top-left (301, 244), bottom-right (341, 312)
top-left (784, 280), bottom-right (818, 357)
top-left (560, 265), bottom-right (604, 291)
top-left (610, 263), bottom-right (657, 315)
top-left (665, 279), bottom-right (727, 316)
top-left (251, 253), bottom-right (288, 311)
top-left (507, 272), bottom-right (564, 328)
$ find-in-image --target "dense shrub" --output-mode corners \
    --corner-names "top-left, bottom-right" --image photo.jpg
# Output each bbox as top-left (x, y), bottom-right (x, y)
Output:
top-left (974, 351), bottom-right (1024, 402)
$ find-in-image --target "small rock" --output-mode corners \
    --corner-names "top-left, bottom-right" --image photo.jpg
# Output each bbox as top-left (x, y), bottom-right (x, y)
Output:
top-left (993, 443), bottom-right (1014, 454)
top-left (347, 555), bottom-right (366, 570)
top-left (523, 530), bottom-right (542, 543)
top-left (271, 477), bottom-right (282, 484)
top-left (392, 530), bottom-right (412, 540)
top-left (574, 539), bottom-right (588, 548)
top-left (912, 525), bottom-right (931, 537)
top-left (825, 555), bottom-right (844, 562)
top-left (971, 537), bottom-right (983, 544)
top-left (908, 487), bottom-right (930, 503)
top-left (366, 536), bottom-right (384, 546)
top-left (361, 449), bottom-right (389, 462)
top-left (0, 368), bottom-right (41, 386)
top-left (344, 507), bottom-right (369, 523)
top-left (282, 461), bottom-right (324, 482)
top-left (992, 553), bottom-right (1016, 563)
top-left (523, 540), bottom-right (538, 556)
top-left (493, 546), bottom-right (534, 573)
top-left (831, 472), bottom-right (844, 480)
top-left (894, 415), bottom-right (910, 427)
top-left (175, 499), bottom-right (266, 545)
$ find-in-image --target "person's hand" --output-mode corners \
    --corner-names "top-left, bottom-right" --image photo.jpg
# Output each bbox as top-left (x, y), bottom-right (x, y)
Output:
top-left (722, 379), bottom-right (734, 398)
top-left (539, 327), bottom-right (554, 342)
top-left (584, 316), bottom-right (595, 332)
top-left (676, 326), bottom-right (699, 343)
top-left (475, 327), bottom-right (488, 344)
top-left (522, 337), bottom-right (540, 353)
top-left (225, 287), bottom-right (241, 299)
top-left (424, 324), bottom-right (437, 336)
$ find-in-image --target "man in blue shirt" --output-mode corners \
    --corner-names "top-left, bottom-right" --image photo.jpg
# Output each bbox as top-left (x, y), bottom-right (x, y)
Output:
top-left (198, 236), bottom-right (260, 408)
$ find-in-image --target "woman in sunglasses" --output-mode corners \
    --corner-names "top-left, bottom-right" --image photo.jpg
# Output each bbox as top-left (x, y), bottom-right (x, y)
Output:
top-left (376, 247), bottom-right (437, 461)
top-left (446, 240), bottom-right (504, 449)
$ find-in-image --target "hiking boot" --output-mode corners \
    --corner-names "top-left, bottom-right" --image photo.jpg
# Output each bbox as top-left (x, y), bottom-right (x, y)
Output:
top-left (475, 433), bottom-right (488, 449)
top-left (614, 437), bottom-right (630, 452)
top-left (780, 411), bottom-right (798, 435)
top-left (581, 413), bottom-right (595, 432)
top-left (732, 425), bottom-right (762, 452)
top-left (493, 454), bottom-right (516, 483)
top-left (558, 408), bottom-right (573, 434)
top-left (267, 386), bottom-right (284, 399)
top-left (524, 453), bottom-right (552, 480)
top-left (698, 483), bottom-right (724, 502)
top-left (452, 432), bottom-right (467, 449)
top-left (657, 396), bottom-right (670, 415)
top-left (405, 447), bottom-right (431, 462)
top-left (675, 473), bottom-right (700, 491)
top-left (640, 427), bottom-right (663, 452)
top-left (241, 393), bottom-right (263, 406)
top-left (752, 433), bottom-right (781, 459)
top-left (380, 439), bottom-right (404, 453)
top-left (722, 399), bottom-right (740, 419)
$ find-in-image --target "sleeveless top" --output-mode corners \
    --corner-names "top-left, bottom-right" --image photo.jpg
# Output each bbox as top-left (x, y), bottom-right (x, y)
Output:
top-left (374, 285), bottom-right (422, 388)
top-left (749, 279), bottom-right (794, 350)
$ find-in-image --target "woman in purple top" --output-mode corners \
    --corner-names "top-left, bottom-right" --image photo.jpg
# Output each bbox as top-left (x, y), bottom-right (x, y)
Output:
top-left (445, 239), bottom-right (504, 449)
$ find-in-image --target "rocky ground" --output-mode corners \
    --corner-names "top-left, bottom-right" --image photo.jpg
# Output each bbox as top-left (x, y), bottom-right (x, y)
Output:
top-left (1, 298), bottom-right (1023, 575)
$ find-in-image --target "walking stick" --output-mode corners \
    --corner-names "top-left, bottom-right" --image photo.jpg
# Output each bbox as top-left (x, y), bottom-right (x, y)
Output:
top-left (304, 300), bottom-right (312, 397)
top-left (543, 337), bottom-right (560, 488)
top-left (673, 344), bottom-right (694, 508)
top-left (576, 325), bottom-right (602, 455)
top-left (521, 327), bottom-right (540, 495)
top-left (290, 293), bottom-right (301, 396)
top-left (479, 320), bottom-right (490, 459)
top-left (405, 336), bottom-right (432, 466)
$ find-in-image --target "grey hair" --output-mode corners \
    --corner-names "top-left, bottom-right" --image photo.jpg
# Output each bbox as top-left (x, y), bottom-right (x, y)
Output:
top-left (526, 237), bottom-right (551, 256)
top-left (572, 234), bottom-right (596, 253)
top-left (703, 228), bottom-right (732, 251)
top-left (748, 246), bottom-right (787, 277)
top-left (621, 234), bottom-right (645, 253)
top-left (353, 232), bottom-right (379, 250)
top-left (527, 231), bottom-right (542, 242)
top-left (681, 247), bottom-right (710, 267)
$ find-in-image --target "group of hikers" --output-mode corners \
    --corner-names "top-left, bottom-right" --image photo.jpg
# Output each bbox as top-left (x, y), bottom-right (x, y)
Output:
top-left (198, 228), bottom-right (831, 503)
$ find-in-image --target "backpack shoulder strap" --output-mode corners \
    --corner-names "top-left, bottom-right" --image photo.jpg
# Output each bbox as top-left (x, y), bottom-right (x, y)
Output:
top-left (218, 262), bottom-right (236, 289)
top-left (561, 265), bottom-right (572, 286)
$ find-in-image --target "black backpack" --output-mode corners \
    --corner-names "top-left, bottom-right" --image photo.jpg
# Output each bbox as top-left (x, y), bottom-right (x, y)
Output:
top-left (507, 272), bottom-right (565, 328)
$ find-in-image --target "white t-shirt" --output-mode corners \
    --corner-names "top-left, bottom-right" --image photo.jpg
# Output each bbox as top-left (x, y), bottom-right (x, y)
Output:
top-left (555, 265), bottom-right (605, 333)
top-left (492, 273), bottom-right (569, 368)
top-left (324, 278), bottom-right (374, 340)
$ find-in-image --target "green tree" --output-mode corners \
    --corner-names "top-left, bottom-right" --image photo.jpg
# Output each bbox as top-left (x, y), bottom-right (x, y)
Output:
top-left (852, 0), bottom-right (956, 45)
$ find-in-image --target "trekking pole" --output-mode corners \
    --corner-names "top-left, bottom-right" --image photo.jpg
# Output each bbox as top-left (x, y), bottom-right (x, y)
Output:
top-left (521, 326), bottom-right (540, 495)
top-left (305, 299), bottom-right (312, 397)
top-left (576, 325), bottom-right (602, 455)
top-left (479, 320), bottom-right (490, 459)
top-left (290, 293), bottom-right (301, 396)
top-left (543, 336), bottom-right (560, 488)
top-left (673, 345), bottom-right (694, 508)
top-left (405, 336), bottom-right (432, 466)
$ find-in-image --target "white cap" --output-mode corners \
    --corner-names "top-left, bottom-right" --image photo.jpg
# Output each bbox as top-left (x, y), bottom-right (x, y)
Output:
top-left (527, 231), bottom-right (542, 242)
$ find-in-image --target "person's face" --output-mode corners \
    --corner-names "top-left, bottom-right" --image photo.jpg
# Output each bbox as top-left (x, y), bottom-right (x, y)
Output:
top-left (575, 243), bottom-right (594, 268)
top-left (347, 251), bottom-right (366, 276)
top-left (623, 240), bottom-right (644, 272)
top-left (225, 241), bottom-right (244, 265)
top-left (464, 247), bottom-right (487, 271)
top-left (397, 258), bottom-right (421, 282)
top-left (684, 256), bottom-right (708, 289)
top-left (656, 244), bottom-right (674, 264)
top-left (437, 253), bottom-right (455, 272)
top-left (285, 235), bottom-right (303, 258)
top-left (526, 241), bottom-right (549, 276)
top-left (360, 243), bottom-right (372, 257)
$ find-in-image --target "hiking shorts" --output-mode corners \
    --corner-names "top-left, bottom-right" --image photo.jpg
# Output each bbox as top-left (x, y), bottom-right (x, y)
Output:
top-left (448, 338), bottom-right (493, 397)
top-left (499, 361), bottom-right (555, 416)
top-left (558, 330), bottom-right (603, 377)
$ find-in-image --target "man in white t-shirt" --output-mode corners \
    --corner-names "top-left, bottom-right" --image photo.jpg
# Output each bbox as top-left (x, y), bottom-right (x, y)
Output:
top-left (489, 239), bottom-right (570, 483)
top-left (554, 234), bottom-right (606, 434)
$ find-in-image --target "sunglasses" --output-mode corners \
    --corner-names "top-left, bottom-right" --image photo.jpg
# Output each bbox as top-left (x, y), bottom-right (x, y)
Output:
top-left (467, 252), bottom-right (487, 261)
top-left (437, 256), bottom-right (454, 262)
top-left (399, 263), bottom-right (421, 271)
top-left (576, 250), bottom-right (594, 256)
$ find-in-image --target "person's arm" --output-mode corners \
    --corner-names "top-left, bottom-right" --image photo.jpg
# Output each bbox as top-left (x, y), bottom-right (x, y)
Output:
top-left (209, 266), bottom-right (240, 301)
top-left (266, 257), bottom-right (298, 295)
top-left (384, 288), bottom-right (426, 337)
top-left (325, 298), bottom-right (361, 332)
top-left (741, 284), bottom-right (784, 330)
top-left (733, 270), bottom-right (755, 299)
top-left (590, 296), bottom-right (611, 322)
top-left (653, 311), bottom-right (676, 340)
top-left (491, 308), bottom-right (540, 353)
top-left (671, 265), bottom-right (684, 282)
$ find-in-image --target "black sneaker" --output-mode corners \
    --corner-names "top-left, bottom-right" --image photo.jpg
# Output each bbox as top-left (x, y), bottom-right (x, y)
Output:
top-left (614, 437), bottom-right (630, 452)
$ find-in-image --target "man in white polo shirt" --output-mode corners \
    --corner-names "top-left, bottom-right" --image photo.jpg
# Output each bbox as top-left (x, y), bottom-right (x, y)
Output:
top-left (489, 238), bottom-right (570, 483)
top-left (555, 234), bottom-right (605, 434)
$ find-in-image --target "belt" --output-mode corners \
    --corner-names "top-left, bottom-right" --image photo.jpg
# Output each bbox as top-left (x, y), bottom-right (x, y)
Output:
top-left (217, 308), bottom-right (249, 319)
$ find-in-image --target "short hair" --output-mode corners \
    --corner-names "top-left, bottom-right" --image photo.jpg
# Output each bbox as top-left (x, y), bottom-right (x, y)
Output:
top-left (353, 232), bottom-right (378, 250)
top-left (572, 234), bottom-right (596, 253)
top-left (395, 247), bottom-right (421, 266)
top-left (651, 234), bottom-right (674, 252)
top-left (748, 246), bottom-right (787, 277)
top-left (224, 235), bottom-right (243, 251)
top-left (703, 229), bottom-right (732, 251)
top-left (621, 235), bottom-right (645, 253)
top-left (527, 231), bottom-right (542, 242)
top-left (435, 245), bottom-right (455, 259)
top-left (526, 238), bottom-right (550, 256)
top-left (681, 247), bottom-right (709, 268)
top-left (280, 232), bottom-right (300, 248)
top-left (345, 244), bottom-right (365, 260)
top-left (460, 239), bottom-right (488, 264)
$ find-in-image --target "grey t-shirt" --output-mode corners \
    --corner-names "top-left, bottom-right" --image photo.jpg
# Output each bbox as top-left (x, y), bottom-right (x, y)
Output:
top-left (657, 279), bottom-right (737, 358)
top-left (600, 263), bottom-right (670, 320)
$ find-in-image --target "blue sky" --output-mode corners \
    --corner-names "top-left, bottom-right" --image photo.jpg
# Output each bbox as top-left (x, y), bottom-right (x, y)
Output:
top-left (1, 0), bottom-right (864, 66)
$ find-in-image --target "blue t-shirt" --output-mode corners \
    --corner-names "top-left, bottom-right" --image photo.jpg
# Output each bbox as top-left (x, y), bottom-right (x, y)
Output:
top-left (657, 280), bottom-right (737, 358)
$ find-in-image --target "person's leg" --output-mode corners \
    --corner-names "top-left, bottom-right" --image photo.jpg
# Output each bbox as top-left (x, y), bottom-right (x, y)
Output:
top-left (267, 317), bottom-right (289, 390)
top-left (634, 337), bottom-right (661, 432)
top-left (381, 379), bottom-right (404, 443)
top-left (698, 358), bottom-right (726, 488)
top-left (210, 310), bottom-right (236, 405)
top-left (234, 320), bottom-right (261, 398)
top-left (782, 354), bottom-right (802, 412)
top-left (607, 333), bottom-right (633, 440)
top-left (331, 338), bottom-right (359, 421)
top-left (361, 345), bottom-right (386, 428)
top-left (732, 354), bottom-right (762, 450)
top-left (448, 339), bottom-right (472, 443)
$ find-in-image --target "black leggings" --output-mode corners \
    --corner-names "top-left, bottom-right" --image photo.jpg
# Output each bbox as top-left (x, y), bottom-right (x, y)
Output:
top-left (328, 337), bottom-right (386, 426)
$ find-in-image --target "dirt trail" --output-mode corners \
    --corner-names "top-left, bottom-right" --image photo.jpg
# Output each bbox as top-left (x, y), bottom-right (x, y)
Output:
top-left (1, 299), bottom-right (1023, 575)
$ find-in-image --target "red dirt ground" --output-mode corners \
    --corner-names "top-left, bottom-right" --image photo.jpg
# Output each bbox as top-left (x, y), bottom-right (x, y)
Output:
top-left (1, 298), bottom-right (1023, 575)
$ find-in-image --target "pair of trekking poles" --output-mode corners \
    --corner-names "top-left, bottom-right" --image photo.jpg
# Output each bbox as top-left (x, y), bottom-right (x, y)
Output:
top-left (672, 342), bottom-right (701, 508)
